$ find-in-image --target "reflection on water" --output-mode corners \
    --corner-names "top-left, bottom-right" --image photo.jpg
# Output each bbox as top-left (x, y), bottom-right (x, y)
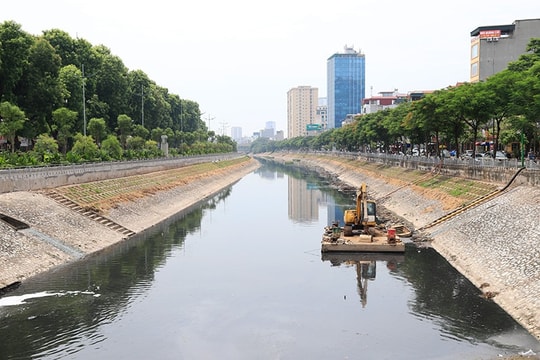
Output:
top-left (0, 162), bottom-right (539, 359)
top-left (322, 253), bottom-right (404, 308)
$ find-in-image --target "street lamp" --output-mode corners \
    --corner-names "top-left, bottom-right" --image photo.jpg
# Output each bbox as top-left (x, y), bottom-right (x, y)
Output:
top-left (520, 131), bottom-right (525, 168)
top-left (82, 64), bottom-right (87, 136)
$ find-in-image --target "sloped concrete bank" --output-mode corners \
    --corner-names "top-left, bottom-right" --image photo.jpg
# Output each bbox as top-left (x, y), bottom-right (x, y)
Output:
top-left (258, 153), bottom-right (540, 342)
top-left (0, 158), bottom-right (260, 291)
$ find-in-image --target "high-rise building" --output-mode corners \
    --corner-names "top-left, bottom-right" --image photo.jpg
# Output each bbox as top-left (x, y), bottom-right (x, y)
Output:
top-left (230, 126), bottom-right (242, 141)
top-left (316, 98), bottom-right (328, 131)
top-left (327, 46), bottom-right (366, 129)
top-left (470, 18), bottom-right (540, 82)
top-left (287, 86), bottom-right (319, 138)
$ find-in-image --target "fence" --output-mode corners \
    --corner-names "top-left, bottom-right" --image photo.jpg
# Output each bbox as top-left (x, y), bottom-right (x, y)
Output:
top-left (314, 151), bottom-right (540, 187)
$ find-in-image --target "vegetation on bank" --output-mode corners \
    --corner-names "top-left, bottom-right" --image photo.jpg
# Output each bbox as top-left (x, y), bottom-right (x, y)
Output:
top-left (53, 156), bottom-right (252, 213)
top-left (273, 153), bottom-right (499, 208)
top-left (0, 21), bottom-right (235, 168)
top-left (251, 39), bottom-right (540, 160)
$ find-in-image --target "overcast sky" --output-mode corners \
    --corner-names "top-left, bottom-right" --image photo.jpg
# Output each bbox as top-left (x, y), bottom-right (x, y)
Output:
top-left (2, 1), bottom-right (538, 137)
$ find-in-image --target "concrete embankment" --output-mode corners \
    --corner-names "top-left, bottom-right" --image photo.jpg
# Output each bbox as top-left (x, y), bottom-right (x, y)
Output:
top-left (0, 157), bottom-right (260, 290)
top-left (258, 152), bottom-right (540, 342)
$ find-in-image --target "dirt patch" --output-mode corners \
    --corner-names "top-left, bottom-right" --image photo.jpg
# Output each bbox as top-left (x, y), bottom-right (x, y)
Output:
top-left (55, 158), bottom-right (253, 214)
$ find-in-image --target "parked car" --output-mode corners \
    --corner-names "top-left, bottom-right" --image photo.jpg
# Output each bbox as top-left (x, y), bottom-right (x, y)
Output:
top-left (474, 152), bottom-right (486, 161)
top-left (461, 150), bottom-right (474, 160)
top-left (486, 150), bottom-right (508, 160)
top-left (494, 151), bottom-right (508, 160)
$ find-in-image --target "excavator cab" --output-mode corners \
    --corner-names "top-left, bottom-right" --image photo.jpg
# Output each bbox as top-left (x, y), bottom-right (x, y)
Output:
top-left (363, 200), bottom-right (377, 225)
top-left (343, 183), bottom-right (377, 236)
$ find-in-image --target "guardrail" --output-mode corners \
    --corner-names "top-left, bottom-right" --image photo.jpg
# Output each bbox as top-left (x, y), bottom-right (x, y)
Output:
top-left (295, 150), bottom-right (540, 186)
top-left (325, 151), bottom-right (539, 169)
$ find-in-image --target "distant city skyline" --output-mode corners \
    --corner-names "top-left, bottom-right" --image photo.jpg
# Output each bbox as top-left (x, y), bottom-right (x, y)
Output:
top-left (4, 2), bottom-right (537, 139)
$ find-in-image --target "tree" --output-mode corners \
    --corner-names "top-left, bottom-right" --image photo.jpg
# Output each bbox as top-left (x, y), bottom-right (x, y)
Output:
top-left (132, 124), bottom-right (149, 139)
top-left (70, 134), bottom-right (99, 161)
top-left (448, 82), bottom-right (494, 157)
top-left (93, 45), bottom-right (129, 128)
top-left (511, 65), bottom-right (540, 154)
top-left (116, 114), bottom-right (132, 149)
top-left (58, 64), bottom-right (84, 129)
top-left (151, 127), bottom-right (164, 143)
top-left (0, 101), bottom-right (26, 152)
top-left (17, 37), bottom-right (63, 139)
top-left (87, 117), bottom-right (107, 145)
top-left (507, 38), bottom-right (540, 72)
top-left (43, 28), bottom-right (79, 67)
top-left (0, 21), bottom-right (33, 102)
top-left (101, 134), bottom-right (123, 160)
top-left (33, 133), bottom-right (59, 162)
top-left (484, 70), bottom-right (520, 157)
top-left (406, 95), bottom-right (444, 156)
top-left (52, 107), bottom-right (77, 154)
top-left (181, 100), bottom-right (206, 132)
top-left (126, 136), bottom-right (145, 150)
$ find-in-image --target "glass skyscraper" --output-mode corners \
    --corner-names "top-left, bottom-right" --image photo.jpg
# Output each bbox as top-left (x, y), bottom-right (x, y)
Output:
top-left (327, 46), bottom-right (366, 129)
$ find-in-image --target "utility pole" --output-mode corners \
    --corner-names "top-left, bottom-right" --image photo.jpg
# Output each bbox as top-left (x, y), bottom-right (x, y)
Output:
top-left (141, 85), bottom-right (144, 127)
top-left (82, 64), bottom-right (86, 136)
top-left (205, 114), bottom-right (215, 131)
top-left (220, 121), bottom-right (229, 136)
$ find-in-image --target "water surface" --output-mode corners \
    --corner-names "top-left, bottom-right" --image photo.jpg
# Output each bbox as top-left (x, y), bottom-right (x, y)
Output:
top-left (0, 163), bottom-right (538, 359)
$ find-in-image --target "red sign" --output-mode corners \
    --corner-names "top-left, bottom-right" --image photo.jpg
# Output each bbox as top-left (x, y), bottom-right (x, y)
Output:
top-left (479, 30), bottom-right (501, 39)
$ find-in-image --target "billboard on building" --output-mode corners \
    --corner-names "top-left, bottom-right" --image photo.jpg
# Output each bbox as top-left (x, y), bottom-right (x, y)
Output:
top-left (479, 30), bottom-right (501, 39)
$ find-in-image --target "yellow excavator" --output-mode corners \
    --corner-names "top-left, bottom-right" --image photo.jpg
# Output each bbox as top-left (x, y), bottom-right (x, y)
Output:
top-left (343, 183), bottom-right (377, 236)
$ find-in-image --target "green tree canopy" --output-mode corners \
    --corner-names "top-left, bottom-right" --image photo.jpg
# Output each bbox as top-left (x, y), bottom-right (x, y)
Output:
top-left (70, 134), bottom-right (100, 161)
top-left (52, 107), bottom-right (78, 153)
top-left (0, 101), bottom-right (26, 152)
top-left (101, 134), bottom-right (123, 160)
top-left (87, 117), bottom-right (107, 145)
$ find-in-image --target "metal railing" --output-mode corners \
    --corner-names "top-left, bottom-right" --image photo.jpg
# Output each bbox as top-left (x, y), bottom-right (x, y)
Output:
top-left (326, 150), bottom-right (540, 170)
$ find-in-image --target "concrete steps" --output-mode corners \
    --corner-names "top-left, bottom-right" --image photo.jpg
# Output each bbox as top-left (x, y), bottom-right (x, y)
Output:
top-left (45, 190), bottom-right (136, 238)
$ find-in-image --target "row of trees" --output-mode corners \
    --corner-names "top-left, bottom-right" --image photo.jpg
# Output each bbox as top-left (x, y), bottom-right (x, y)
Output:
top-left (252, 39), bottom-right (540, 159)
top-left (0, 21), bottom-right (235, 167)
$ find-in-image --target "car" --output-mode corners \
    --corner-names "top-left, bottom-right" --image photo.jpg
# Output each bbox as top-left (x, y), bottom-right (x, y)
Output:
top-left (461, 150), bottom-right (474, 160)
top-left (474, 152), bottom-right (486, 160)
top-left (494, 151), bottom-right (508, 161)
top-left (486, 150), bottom-right (508, 160)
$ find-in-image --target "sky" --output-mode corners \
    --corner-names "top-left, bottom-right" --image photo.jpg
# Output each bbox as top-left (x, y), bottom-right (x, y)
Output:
top-left (1, 1), bottom-right (539, 137)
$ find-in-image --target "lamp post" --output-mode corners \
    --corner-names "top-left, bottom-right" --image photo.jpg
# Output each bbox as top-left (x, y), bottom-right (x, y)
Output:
top-left (141, 85), bottom-right (144, 127)
top-left (520, 131), bottom-right (525, 168)
top-left (82, 64), bottom-right (87, 136)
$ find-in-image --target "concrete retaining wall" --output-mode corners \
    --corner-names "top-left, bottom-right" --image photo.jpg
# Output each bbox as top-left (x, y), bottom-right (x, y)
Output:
top-left (319, 151), bottom-right (540, 186)
top-left (0, 153), bottom-right (241, 193)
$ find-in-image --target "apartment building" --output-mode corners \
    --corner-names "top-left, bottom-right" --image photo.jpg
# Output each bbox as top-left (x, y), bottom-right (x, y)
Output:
top-left (470, 18), bottom-right (540, 82)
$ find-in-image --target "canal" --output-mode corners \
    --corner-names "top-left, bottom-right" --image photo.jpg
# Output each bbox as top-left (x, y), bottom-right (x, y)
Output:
top-left (0, 163), bottom-right (539, 359)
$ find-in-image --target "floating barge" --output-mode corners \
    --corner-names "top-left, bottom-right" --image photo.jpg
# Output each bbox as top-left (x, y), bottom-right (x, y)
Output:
top-left (321, 224), bottom-right (407, 253)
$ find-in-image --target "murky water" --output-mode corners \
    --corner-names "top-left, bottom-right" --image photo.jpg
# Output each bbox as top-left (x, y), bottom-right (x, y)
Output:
top-left (1, 163), bottom-right (539, 359)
